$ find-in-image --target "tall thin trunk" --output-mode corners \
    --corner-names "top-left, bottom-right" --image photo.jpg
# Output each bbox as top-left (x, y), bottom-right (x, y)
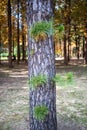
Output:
top-left (59, 39), bottom-right (62, 51)
top-left (84, 0), bottom-right (87, 63)
top-left (77, 36), bottom-right (80, 60)
top-left (82, 36), bottom-right (85, 58)
top-left (22, 23), bottom-right (25, 61)
top-left (74, 25), bottom-right (79, 59)
top-left (67, 26), bottom-right (71, 61)
top-left (7, 0), bottom-right (12, 67)
top-left (64, 34), bottom-right (68, 64)
top-left (64, 0), bottom-right (68, 65)
top-left (0, 25), bottom-right (1, 64)
top-left (12, 19), bottom-right (15, 56)
top-left (67, 0), bottom-right (71, 61)
top-left (21, 1), bottom-right (26, 61)
top-left (17, 0), bottom-right (20, 64)
top-left (27, 0), bottom-right (57, 130)
top-left (85, 21), bottom-right (87, 63)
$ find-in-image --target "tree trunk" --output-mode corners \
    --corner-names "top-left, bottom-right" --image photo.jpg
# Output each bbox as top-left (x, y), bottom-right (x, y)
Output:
top-left (77, 36), bottom-right (80, 60)
top-left (27, 0), bottom-right (57, 130)
top-left (67, 0), bottom-right (71, 61)
top-left (21, 1), bottom-right (26, 61)
top-left (17, 0), bottom-right (20, 64)
top-left (7, 0), bottom-right (12, 67)
top-left (85, 22), bottom-right (87, 64)
top-left (74, 25), bottom-right (79, 59)
top-left (63, 0), bottom-right (68, 65)
top-left (64, 34), bottom-right (68, 65)
top-left (83, 36), bottom-right (85, 58)
top-left (12, 18), bottom-right (15, 56)
top-left (0, 25), bottom-right (1, 64)
top-left (22, 23), bottom-right (25, 61)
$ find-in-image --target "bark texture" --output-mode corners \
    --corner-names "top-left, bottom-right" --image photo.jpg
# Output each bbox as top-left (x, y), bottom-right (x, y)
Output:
top-left (27, 0), bottom-right (57, 130)
top-left (7, 0), bottom-right (12, 67)
top-left (17, 0), bottom-right (20, 64)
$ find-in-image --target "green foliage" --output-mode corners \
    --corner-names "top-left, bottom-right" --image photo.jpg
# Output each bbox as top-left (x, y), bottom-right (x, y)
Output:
top-left (52, 74), bottom-right (61, 82)
top-left (1, 52), bottom-right (8, 57)
top-left (54, 24), bottom-right (64, 42)
top-left (0, 47), bottom-right (8, 57)
top-left (29, 74), bottom-right (47, 88)
top-left (53, 72), bottom-right (74, 87)
top-left (66, 72), bottom-right (73, 81)
top-left (30, 21), bottom-right (53, 41)
top-left (30, 21), bottom-right (65, 42)
top-left (34, 105), bottom-right (49, 121)
top-left (57, 24), bottom-right (64, 33)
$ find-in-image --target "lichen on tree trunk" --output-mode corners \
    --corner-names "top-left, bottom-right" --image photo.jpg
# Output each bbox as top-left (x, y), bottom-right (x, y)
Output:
top-left (27, 0), bottom-right (57, 130)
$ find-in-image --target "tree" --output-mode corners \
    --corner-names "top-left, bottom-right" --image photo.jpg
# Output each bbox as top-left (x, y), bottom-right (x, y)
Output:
top-left (63, 0), bottom-right (68, 65)
top-left (0, 24), bottom-right (1, 64)
top-left (17, 0), bottom-right (20, 64)
top-left (21, 0), bottom-right (26, 61)
top-left (7, 0), bottom-right (12, 67)
top-left (26, 0), bottom-right (57, 130)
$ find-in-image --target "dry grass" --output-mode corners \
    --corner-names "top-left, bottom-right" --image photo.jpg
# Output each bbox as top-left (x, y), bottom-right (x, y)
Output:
top-left (0, 64), bottom-right (87, 130)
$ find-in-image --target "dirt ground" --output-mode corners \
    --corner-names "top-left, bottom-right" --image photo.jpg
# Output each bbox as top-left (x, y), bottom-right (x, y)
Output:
top-left (0, 62), bottom-right (87, 130)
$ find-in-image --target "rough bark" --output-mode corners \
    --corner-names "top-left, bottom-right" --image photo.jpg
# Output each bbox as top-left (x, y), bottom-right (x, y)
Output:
top-left (22, 23), bottom-right (25, 61)
top-left (83, 36), bottom-right (85, 58)
top-left (17, 0), bottom-right (20, 64)
top-left (67, 0), bottom-right (71, 61)
top-left (64, 34), bottom-right (68, 65)
top-left (7, 0), bottom-right (12, 67)
top-left (64, 0), bottom-right (68, 65)
top-left (27, 0), bottom-right (57, 130)
top-left (0, 25), bottom-right (1, 64)
top-left (12, 22), bottom-right (15, 56)
top-left (85, 22), bottom-right (87, 63)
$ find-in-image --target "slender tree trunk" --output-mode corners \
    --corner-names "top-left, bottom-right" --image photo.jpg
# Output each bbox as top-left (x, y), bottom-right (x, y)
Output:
top-left (12, 5), bottom-right (15, 57)
top-left (0, 25), bottom-right (1, 64)
top-left (77, 46), bottom-right (79, 60)
top-left (21, 1), bottom-right (26, 61)
top-left (76, 36), bottom-right (80, 60)
top-left (67, 24), bottom-right (71, 61)
top-left (67, 0), bottom-right (71, 61)
top-left (85, 21), bottom-right (87, 63)
top-left (74, 25), bottom-right (79, 59)
top-left (64, 34), bottom-right (68, 65)
top-left (64, 0), bottom-right (68, 65)
top-left (21, 20), bottom-right (25, 61)
top-left (83, 36), bottom-right (85, 58)
top-left (59, 39), bottom-right (62, 50)
top-left (7, 0), bottom-right (12, 67)
top-left (84, 0), bottom-right (87, 63)
top-left (27, 0), bottom-right (57, 130)
top-left (12, 19), bottom-right (15, 56)
top-left (22, 24), bottom-right (25, 61)
top-left (17, 0), bottom-right (20, 64)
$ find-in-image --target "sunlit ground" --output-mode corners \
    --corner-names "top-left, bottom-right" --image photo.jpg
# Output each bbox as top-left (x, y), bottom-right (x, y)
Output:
top-left (0, 63), bottom-right (87, 130)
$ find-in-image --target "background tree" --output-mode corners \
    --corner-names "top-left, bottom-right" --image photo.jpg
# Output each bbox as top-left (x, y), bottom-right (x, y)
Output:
top-left (21, 0), bottom-right (27, 61)
top-left (1, 0), bottom-right (87, 66)
top-left (7, 0), bottom-right (12, 67)
top-left (17, 0), bottom-right (20, 64)
top-left (0, 24), bottom-right (1, 64)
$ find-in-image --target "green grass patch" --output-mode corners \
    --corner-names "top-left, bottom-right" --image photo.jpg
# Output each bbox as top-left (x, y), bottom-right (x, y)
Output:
top-left (53, 72), bottom-right (74, 87)
top-left (34, 105), bottom-right (49, 121)
top-left (29, 74), bottom-right (47, 88)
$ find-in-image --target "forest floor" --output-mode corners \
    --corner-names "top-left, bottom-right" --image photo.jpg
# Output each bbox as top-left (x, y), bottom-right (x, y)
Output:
top-left (0, 61), bottom-right (87, 130)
